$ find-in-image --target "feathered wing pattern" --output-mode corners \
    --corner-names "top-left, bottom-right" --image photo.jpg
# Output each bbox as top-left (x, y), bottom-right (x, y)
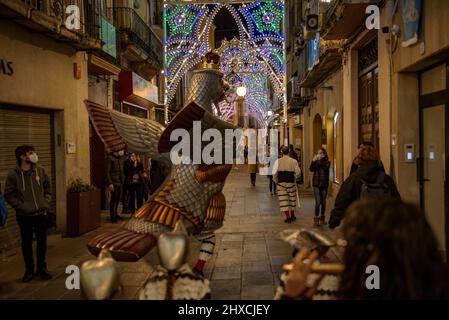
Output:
top-left (85, 100), bottom-right (167, 160)
top-left (109, 109), bottom-right (165, 159)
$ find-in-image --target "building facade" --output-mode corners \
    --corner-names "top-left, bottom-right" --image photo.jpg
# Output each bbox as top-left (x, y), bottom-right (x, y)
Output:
top-left (0, 0), bottom-right (163, 249)
top-left (287, 0), bottom-right (449, 257)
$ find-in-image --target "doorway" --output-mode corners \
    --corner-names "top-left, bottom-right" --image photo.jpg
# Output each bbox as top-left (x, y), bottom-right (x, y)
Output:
top-left (312, 113), bottom-right (323, 154)
top-left (419, 63), bottom-right (449, 259)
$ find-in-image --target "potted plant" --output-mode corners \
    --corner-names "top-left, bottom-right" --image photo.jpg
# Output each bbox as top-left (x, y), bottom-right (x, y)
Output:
top-left (66, 178), bottom-right (101, 236)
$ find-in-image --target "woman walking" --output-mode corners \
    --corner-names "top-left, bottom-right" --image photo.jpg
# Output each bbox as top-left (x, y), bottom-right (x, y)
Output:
top-left (273, 146), bottom-right (301, 223)
top-left (309, 148), bottom-right (330, 226)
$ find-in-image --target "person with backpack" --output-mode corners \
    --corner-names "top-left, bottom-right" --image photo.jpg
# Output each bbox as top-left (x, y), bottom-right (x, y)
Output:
top-left (4, 145), bottom-right (53, 282)
top-left (328, 145), bottom-right (400, 229)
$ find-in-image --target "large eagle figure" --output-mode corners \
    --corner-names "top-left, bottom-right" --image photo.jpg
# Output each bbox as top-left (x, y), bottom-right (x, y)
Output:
top-left (85, 52), bottom-right (235, 275)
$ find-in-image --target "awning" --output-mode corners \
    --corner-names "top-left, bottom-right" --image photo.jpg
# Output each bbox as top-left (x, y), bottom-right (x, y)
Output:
top-left (88, 54), bottom-right (121, 76)
top-left (321, 0), bottom-right (380, 40)
top-left (300, 48), bottom-right (342, 88)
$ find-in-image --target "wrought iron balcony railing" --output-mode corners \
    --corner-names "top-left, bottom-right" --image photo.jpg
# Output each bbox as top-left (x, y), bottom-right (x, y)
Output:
top-left (7, 0), bottom-right (104, 49)
top-left (108, 7), bottom-right (163, 67)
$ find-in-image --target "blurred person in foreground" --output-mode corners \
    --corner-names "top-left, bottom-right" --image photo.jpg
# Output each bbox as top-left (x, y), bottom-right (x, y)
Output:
top-left (282, 199), bottom-right (449, 300)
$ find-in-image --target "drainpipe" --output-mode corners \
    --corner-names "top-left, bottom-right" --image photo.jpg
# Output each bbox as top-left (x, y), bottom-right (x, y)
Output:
top-left (387, 0), bottom-right (399, 180)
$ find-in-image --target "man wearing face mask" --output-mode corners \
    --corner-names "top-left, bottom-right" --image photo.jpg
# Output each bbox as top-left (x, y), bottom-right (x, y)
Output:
top-left (105, 149), bottom-right (125, 223)
top-left (4, 145), bottom-right (52, 282)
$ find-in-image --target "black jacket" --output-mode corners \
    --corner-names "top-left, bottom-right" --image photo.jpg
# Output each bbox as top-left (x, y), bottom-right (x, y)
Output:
top-left (309, 156), bottom-right (330, 188)
top-left (329, 160), bottom-right (400, 229)
top-left (124, 160), bottom-right (144, 185)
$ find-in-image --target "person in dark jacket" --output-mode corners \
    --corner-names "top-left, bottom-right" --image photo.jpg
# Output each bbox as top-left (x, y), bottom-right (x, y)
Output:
top-left (288, 144), bottom-right (299, 161)
top-left (4, 145), bottom-right (52, 282)
top-left (329, 145), bottom-right (400, 229)
top-left (124, 153), bottom-right (145, 214)
top-left (309, 148), bottom-right (330, 226)
top-left (105, 149), bottom-right (125, 223)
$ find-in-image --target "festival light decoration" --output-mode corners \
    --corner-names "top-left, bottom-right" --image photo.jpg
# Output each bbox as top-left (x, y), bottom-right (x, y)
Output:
top-left (164, 0), bottom-right (285, 126)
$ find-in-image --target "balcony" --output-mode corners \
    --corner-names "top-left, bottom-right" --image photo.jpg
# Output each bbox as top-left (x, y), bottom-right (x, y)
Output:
top-left (300, 39), bottom-right (345, 88)
top-left (109, 7), bottom-right (163, 77)
top-left (0, 0), bottom-right (102, 50)
top-left (320, 0), bottom-right (381, 40)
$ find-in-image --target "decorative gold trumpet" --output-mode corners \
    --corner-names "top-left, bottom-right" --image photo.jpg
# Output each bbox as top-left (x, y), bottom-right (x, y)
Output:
top-left (279, 228), bottom-right (346, 276)
top-left (282, 262), bottom-right (345, 275)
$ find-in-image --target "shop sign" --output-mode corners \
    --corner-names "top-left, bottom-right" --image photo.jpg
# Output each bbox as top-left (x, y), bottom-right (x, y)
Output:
top-left (132, 73), bottom-right (159, 104)
top-left (101, 17), bottom-right (117, 58)
top-left (0, 59), bottom-right (13, 76)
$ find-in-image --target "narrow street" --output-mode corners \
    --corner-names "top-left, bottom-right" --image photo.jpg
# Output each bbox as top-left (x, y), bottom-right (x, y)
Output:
top-left (0, 166), bottom-right (340, 300)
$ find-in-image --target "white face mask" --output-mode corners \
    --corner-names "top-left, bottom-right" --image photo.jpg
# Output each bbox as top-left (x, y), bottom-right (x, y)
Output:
top-left (27, 152), bottom-right (39, 164)
top-left (118, 150), bottom-right (125, 157)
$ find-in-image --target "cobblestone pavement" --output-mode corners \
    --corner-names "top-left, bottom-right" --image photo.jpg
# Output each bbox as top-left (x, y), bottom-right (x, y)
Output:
top-left (0, 166), bottom-right (341, 300)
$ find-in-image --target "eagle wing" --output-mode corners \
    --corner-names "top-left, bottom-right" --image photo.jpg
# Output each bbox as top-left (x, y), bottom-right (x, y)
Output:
top-left (85, 100), bottom-right (166, 160)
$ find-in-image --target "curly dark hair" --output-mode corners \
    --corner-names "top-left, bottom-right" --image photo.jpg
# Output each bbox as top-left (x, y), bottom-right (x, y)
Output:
top-left (15, 145), bottom-right (35, 165)
top-left (339, 198), bottom-right (449, 299)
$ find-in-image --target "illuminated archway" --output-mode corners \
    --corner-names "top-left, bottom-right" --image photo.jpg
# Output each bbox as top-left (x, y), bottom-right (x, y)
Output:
top-left (163, 0), bottom-right (286, 121)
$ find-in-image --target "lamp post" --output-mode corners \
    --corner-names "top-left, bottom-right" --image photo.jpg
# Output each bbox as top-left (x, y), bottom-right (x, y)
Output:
top-left (235, 85), bottom-right (247, 127)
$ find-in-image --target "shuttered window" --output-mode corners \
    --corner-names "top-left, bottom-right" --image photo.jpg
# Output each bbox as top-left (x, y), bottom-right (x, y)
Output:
top-left (0, 107), bottom-right (56, 250)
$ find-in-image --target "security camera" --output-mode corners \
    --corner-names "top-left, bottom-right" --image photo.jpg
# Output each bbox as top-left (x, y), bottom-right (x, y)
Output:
top-left (381, 24), bottom-right (400, 36)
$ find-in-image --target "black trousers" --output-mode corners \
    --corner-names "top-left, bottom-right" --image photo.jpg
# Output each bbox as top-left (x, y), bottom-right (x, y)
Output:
top-left (16, 214), bottom-right (47, 273)
top-left (110, 184), bottom-right (122, 219)
top-left (250, 173), bottom-right (256, 185)
top-left (268, 175), bottom-right (277, 193)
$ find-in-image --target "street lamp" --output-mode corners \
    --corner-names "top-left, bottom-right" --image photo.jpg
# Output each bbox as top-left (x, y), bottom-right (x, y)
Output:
top-left (236, 86), bottom-right (247, 97)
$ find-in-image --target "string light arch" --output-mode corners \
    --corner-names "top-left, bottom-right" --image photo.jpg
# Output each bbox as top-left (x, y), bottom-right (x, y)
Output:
top-left (164, 0), bottom-right (285, 124)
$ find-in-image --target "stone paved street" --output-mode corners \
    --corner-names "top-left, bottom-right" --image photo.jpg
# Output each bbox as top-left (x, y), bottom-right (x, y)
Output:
top-left (0, 166), bottom-right (341, 300)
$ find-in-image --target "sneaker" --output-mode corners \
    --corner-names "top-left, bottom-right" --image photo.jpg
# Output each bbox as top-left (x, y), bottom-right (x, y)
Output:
top-left (290, 215), bottom-right (297, 222)
top-left (284, 218), bottom-right (291, 223)
top-left (22, 271), bottom-right (34, 283)
top-left (35, 269), bottom-right (52, 281)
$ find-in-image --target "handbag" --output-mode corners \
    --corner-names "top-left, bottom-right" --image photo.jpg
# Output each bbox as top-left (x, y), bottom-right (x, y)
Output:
top-left (132, 173), bottom-right (140, 184)
top-left (0, 194), bottom-right (8, 227)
